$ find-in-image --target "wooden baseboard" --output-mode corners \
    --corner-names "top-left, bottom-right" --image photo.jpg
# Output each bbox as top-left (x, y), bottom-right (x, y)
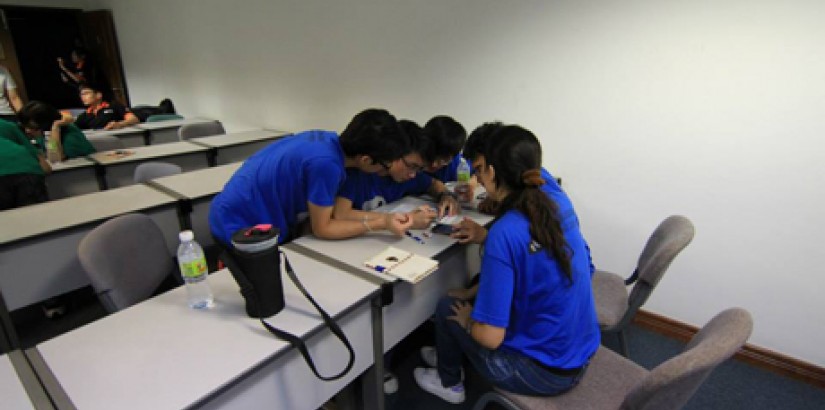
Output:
top-left (634, 310), bottom-right (825, 389)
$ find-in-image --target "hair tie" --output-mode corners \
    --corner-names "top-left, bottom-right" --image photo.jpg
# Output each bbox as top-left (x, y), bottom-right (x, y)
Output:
top-left (521, 169), bottom-right (545, 188)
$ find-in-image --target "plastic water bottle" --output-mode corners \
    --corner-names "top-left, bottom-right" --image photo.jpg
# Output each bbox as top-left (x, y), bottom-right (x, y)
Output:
top-left (44, 132), bottom-right (61, 164)
top-left (455, 157), bottom-right (472, 204)
top-left (177, 230), bottom-right (214, 309)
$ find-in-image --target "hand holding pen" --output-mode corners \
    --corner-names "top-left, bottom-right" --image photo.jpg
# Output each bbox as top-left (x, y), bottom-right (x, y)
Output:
top-left (408, 205), bottom-right (437, 229)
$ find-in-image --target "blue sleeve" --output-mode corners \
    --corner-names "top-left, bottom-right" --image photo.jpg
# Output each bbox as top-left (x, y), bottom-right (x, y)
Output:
top-left (472, 232), bottom-right (514, 327)
top-left (304, 157), bottom-right (344, 207)
top-left (337, 172), bottom-right (361, 202)
top-left (405, 172), bottom-right (433, 195)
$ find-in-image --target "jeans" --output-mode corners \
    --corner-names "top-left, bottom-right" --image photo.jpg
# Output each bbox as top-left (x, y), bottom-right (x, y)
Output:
top-left (433, 296), bottom-right (588, 396)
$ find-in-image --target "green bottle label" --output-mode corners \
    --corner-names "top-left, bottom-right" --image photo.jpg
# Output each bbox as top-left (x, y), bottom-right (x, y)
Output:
top-left (180, 257), bottom-right (208, 278)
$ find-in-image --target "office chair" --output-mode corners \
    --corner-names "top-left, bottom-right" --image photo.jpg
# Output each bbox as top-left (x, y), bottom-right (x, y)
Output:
top-left (472, 307), bottom-right (752, 410)
top-left (146, 114), bottom-right (184, 122)
top-left (78, 213), bottom-right (176, 313)
top-left (133, 162), bottom-right (182, 183)
top-left (178, 121), bottom-right (225, 140)
top-left (593, 215), bottom-right (695, 356)
top-left (87, 135), bottom-right (125, 152)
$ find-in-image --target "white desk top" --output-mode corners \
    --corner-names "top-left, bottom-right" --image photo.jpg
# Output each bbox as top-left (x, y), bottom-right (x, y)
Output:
top-left (189, 129), bottom-right (289, 148)
top-left (36, 249), bottom-right (378, 410)
top-left (48, 157), bottom-right (95, 172)
top-left (292, 196), bottom-right (494, 282)
top-left (134, 117), bottom-right (215, 131)
top-left (0, 354), bottom-right (36, 410)
top-left (89, 141), bottom-right (209, 165)
top-left (150, 162), bottom-right (243, 199)
top-left (83, 127), bottom-right (144, 137)
top-left (0, 184), bottom-right (176, 245)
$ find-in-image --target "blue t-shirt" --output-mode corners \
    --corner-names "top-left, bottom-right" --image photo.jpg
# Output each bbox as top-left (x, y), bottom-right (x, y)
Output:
top-left (209, 130), bottom-right (345, 245)
top-left (426, 154), bottom-right (466, 182)
top-left (540, 167), bottom-right (594, 274)
top-left (473, 209), bottom-right (600, 370)
top-left (338, 169), bottom-right (432, 211)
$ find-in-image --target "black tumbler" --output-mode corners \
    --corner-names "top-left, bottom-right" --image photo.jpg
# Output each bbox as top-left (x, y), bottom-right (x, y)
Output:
top-left (225, 224), bottom-right (285, 318)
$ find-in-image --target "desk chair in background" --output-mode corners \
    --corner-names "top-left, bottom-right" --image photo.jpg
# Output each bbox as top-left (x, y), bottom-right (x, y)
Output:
top-left (178, 121), bottom-right (225, 140)
top-left (133, 162), bottom-right (182, 183)
top-left (87, 135), bottom-right (125, 153)
top-left (146, 114), bottom-right (184, 122)
top-left (592, 215), bottom-right (695, 357)
top-left (472, 307), bottom-right (752, 410)
top-left (78, 213), bottom-right (177, 313)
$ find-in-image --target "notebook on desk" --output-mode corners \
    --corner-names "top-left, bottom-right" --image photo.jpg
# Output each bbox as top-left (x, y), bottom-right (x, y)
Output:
top-left (364, 246), bottom-right (438, 284)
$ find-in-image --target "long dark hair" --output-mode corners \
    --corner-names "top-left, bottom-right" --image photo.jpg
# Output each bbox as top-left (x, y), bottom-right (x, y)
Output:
top-left (485, 125), bottom-right (572, 281)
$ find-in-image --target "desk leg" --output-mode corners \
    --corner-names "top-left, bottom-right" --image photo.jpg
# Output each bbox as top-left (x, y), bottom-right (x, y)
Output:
top-left (361, 296), bottom-right (385, 410)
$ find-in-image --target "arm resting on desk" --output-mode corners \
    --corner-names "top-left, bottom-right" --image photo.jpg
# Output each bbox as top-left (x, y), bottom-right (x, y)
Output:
top-left (310, 202), bottom-right (412, 239)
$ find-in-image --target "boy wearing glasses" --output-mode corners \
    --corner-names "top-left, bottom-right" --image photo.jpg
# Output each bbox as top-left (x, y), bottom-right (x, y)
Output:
top-left (422, 115), bottom-right (469, 182)
top-left (333, 120), bottom-right (460, 229)
top-left (210, 109), bottom-right (417, 246)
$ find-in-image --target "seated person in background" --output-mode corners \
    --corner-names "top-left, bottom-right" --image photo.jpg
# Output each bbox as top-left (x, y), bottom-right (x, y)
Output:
top-left (0, 117), bottom-right (51, 210)
top-left (333, 120), bottom-right (459, 227)
top-left (209, 108), bottom-right (416, 247)
top-left (422, 115), bottom-right (469, 182)
top-left (73, 82), bottom-right (138, 130)
top-left (414, 126), bottom-right (600, 404)
top-left (18, 101), bottom-right (96, 160)
top-left (446, 122), bottom-right (594, 300)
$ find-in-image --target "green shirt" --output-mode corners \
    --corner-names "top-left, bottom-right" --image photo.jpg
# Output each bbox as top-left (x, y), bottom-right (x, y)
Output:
top-left (34, 124), bottom-right (96, 159)
top-left (0, 119), bottom-right (44, 176)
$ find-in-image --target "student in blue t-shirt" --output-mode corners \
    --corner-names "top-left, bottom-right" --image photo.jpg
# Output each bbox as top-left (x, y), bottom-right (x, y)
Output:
top-left (333, 120), bottom-right (459, 228)
top-left (208, 109), bottom-right (416, 246)
top-left (413, 125), bottom-right (600, 404)
top-left (421, 115), bottom-right (468, 182)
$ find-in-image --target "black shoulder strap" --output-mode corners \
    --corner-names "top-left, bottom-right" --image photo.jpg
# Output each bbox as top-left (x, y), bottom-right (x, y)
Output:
top-left (220, 250), bottom-right (355, 381)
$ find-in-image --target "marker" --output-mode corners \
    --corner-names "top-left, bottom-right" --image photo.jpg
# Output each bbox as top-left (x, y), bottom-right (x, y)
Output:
top-left (405, 231), bottom-right (425, 244)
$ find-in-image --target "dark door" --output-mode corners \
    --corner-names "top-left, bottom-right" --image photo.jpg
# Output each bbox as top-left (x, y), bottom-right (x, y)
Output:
top-left (78, 10), bottom-right (129, 106)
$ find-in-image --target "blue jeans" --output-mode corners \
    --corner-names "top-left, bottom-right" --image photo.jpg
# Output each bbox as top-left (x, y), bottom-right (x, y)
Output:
top-left (433, 296), bottom-right (588, 396)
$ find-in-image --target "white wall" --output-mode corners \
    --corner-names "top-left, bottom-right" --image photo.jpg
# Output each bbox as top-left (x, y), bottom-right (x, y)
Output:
top-left (92, 0), bottom-right (825, 365)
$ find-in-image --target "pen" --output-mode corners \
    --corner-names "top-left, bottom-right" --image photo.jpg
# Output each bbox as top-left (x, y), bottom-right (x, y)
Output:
top-left (405, 230), bottom-right (425, 244)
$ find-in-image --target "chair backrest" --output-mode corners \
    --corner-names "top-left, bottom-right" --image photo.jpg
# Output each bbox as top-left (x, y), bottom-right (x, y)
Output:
top-left (87, 135), bottom-right (125, 152)
top-left (78, 213), bottom-right (174, 313)
top-left (178, 121), bottom-right (225, 140)
top-left (621, 308), bottom-right (753, 410)
top-left (133, 161), bottom-right (183, 183)
top-left (625, 216), bottom-right (695, 316)
top-left (146, 114), bottom-right (184, 122)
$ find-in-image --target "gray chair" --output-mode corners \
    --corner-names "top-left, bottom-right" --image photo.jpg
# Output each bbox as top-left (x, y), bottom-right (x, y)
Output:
top-left (593, 215), bottom-right (695, 356)
top-left (472, 307), bottom-right (753, 410)
top-left (178, 121), bottom-right (225, 140)
top-left (133, 161), bottom-right (183, 183)
top-left (78, 213), bottom-right (175, 313)
top-left (87, 135), bottom-right (125, 152)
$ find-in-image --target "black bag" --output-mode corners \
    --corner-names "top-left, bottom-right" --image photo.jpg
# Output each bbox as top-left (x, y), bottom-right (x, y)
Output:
top-left (220, 224), bottom-right (354, 381)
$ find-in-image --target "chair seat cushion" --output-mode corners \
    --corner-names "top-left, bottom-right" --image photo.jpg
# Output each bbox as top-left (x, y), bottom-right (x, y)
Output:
top-left (592, 270), bottom-right (629, 329)
top-left (499, 347), bottom-right (647, 410)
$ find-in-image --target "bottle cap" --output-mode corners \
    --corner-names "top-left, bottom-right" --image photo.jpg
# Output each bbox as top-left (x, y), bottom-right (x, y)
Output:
top-left (179, 230), bottom-right (194, 242)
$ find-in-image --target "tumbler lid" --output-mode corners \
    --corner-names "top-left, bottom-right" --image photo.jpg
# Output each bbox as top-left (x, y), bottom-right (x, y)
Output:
top-left (231, 224), bottom-right (279, 253)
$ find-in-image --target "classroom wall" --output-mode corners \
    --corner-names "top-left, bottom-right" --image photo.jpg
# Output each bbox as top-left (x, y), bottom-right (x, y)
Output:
top-left (89, 0), bottom-right (824, 365)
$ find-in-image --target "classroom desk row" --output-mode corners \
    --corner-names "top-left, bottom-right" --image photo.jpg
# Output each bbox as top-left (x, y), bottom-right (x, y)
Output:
top-left (47, 129), bottom-right (289, 200)
top-left (81, 117), bottom-right (217, 147)
top-left (1, 350), bottom-right (53, 409)
top-left (5, 196), bottom-right (493, 409)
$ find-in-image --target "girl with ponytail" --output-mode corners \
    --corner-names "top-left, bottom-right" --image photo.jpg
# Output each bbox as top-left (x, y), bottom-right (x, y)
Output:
top-left (414, 125), bottom-right (600, 404)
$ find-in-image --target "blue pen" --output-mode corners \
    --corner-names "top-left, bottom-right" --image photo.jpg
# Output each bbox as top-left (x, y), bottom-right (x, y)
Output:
top-left (405, 231), bottom-right (425, 244)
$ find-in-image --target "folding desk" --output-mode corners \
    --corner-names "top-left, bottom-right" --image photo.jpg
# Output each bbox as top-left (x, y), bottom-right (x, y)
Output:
top-left (189, 129), bottom-right (290, 165)
top-left (1, 351), bottom-right (54, 409)
top-left (147, 162), bottom-right (244, 249)
top-left (0, 185), bottom-right (180, 311)
top-left (45, 158), bottom-right (99, 200)
top-left (28, 249), bottom-right (380, 410)
top-left (135, 118), bottom-right (218, 145)
top-left (83, 127), bottom-right (148, 147)
top-left (88, 141), bottom-right (211, 189)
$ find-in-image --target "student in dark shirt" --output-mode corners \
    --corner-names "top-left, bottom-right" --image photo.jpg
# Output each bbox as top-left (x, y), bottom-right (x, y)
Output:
top-left (18, 101), bottom-right (96, 160)
top-left (73, 83), bottom-right (138, 130)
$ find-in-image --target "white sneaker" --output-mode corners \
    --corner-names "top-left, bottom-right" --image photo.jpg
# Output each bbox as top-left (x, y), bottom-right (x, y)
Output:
top-left (383, 371), bottom-right (399, 394)
top-left (413, 367), bottom-right (465, 404)
top-left (421, 346), bottom-right (438, 367)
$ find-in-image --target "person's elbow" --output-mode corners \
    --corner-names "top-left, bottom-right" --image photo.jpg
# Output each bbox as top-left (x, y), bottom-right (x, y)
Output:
top-left (472, 324), bottom-right (505, 350)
